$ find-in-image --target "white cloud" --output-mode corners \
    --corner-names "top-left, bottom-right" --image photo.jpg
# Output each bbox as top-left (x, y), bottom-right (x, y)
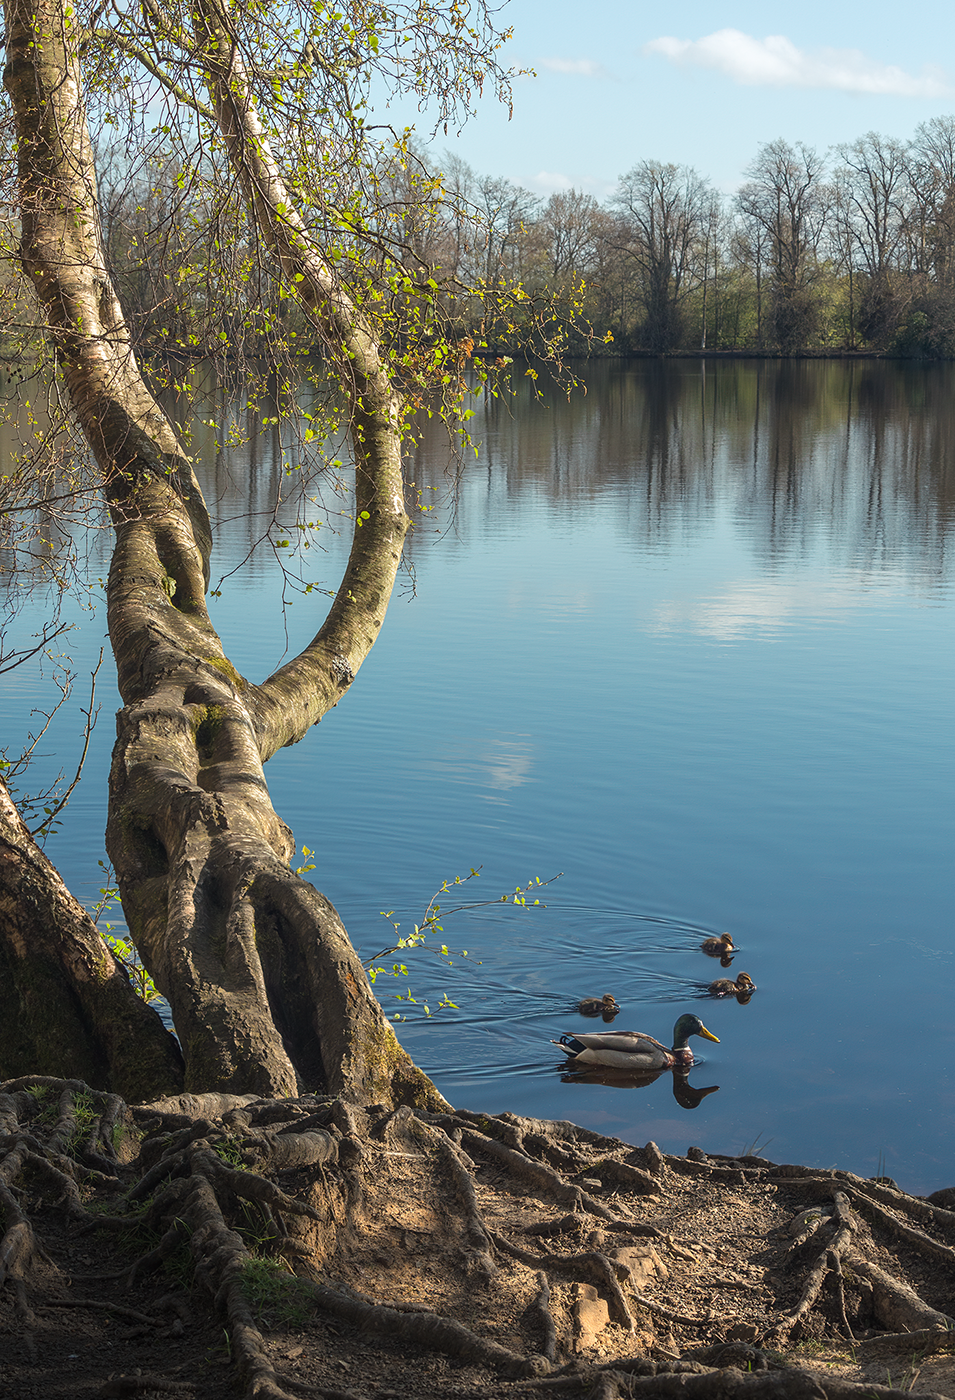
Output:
top-left (527, 170), bottom-right (616, 198)
top-left (644, 29), bottom-right (950, 98)
top-left (537, 57), bottom-right (605, 78)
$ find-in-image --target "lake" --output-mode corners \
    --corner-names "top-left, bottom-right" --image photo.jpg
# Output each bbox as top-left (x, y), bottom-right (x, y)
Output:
top-left (3, 357), bottom-right (954, 1194)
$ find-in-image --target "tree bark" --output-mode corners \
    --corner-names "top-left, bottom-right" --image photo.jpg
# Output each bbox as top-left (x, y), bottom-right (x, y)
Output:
top-left (2, 0), bottom-right (445, 1109)
top-left (0, 777), bottom-right (184, 1100)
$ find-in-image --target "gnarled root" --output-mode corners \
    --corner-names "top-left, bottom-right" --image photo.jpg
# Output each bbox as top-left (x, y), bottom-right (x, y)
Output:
top-left (766, 1191), bottom-right (856, 1345)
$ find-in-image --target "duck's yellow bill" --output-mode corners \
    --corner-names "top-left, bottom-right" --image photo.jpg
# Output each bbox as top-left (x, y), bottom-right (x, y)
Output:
top-left (699, 1026), bottom-right (720, 1043)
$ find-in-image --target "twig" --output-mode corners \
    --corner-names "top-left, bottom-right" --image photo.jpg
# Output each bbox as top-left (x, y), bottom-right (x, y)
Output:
top-left (29, 648), bottom-right (103, 838)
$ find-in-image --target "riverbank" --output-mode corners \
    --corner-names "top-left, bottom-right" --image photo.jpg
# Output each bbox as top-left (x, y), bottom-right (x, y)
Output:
top-left (3, 1081), bottom-right (955, 1400)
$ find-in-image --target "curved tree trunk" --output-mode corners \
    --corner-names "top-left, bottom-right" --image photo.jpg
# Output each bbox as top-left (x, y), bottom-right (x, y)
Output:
top-left (0, 777), bottom-right (184, 1100)
top-left (3, 0), bottom-right (445, 1109)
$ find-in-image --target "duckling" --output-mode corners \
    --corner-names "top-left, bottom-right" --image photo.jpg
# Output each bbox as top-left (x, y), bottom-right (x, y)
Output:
top-left (701, 932), bottom-right (735, 957)
top-left (577, 994), bottom-right (619, 1016)
top-left (708, 971), bottom-right (755, 998)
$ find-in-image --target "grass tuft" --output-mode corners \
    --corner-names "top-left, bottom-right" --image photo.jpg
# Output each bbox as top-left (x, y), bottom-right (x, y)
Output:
top-left (240, 1258), bottom-right (314, 1329)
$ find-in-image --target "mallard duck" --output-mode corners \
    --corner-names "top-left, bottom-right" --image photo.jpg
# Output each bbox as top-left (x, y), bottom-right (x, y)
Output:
top-left (701, 932), bottom-right (735, 957)
top-left (552, 1013), bottom-right (719, 1071)
top-left (577, 994), bottom-right (619, 1016)
top-left (708, 971), bottom-right (755, 997)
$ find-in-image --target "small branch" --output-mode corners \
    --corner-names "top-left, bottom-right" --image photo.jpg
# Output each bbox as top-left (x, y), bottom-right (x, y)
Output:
top-left (0, 622), bottom-right (71, 676)
top-left (29, 649), bottom-right (103, 838)
top-left (43, 1297), bottom-right (161, 1326)
top-left (93, 29), bottom-right (216, 119)
top-left (94, 1375), bottom-right (196, 1396)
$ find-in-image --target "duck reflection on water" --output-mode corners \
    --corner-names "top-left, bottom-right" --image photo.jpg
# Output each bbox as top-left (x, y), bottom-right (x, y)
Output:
top-left (559, 1063), bottom-right (719, 1110)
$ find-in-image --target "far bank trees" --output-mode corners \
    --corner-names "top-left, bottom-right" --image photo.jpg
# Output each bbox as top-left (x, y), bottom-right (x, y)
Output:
top-left (611, 161), bottom-right (714, 352)
top-left (78, 111), bottom-right (955, 359)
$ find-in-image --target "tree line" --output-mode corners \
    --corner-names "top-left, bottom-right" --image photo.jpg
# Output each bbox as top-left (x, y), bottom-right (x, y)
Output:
top-left (82, 118), bottom-right (955, 361)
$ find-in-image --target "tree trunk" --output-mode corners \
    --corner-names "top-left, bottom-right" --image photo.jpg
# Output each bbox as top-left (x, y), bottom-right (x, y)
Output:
top-left (0, 776), bottom-right (184, 1100)
top-left (3, 0), bottom-right (446, 1109)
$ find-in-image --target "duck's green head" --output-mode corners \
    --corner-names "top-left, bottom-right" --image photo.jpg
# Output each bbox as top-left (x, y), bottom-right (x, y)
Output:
top-left (673, 1013), bottom-right (720, 1048)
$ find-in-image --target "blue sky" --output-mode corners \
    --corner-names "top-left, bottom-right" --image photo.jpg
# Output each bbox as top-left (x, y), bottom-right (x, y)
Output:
top-left (374, 0), bottom-right (955, 199)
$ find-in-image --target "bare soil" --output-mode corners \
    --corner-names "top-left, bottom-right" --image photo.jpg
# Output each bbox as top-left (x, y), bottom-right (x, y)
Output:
top-left (3, 1079), bottom-right (955, 1400)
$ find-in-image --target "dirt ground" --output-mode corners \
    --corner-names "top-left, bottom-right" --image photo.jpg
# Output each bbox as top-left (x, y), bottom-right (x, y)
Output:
top-left (3, 1081), bottom-right (955, 1400)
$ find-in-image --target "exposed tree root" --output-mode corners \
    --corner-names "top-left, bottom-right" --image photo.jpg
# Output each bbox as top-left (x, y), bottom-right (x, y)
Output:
top-left (844, 1254), bottom-right (955, 1332)
top-left (488, 1229), bottom-right (635, 1330)
top-left (829, 1248), bottom-right (855, 1342)
top-left (532, 1270), bottom-right (559, 1362)
top-left (0, 1177), bottom-right (40, 1361)
top-left (457, 1127), bottom-right (663, 1235)
top-left (857, 1329), bottom-right (955, 1358)
top-left (515, 1367), bottom-right (953, 1400)
top-left (4, 1079), bottom-right (955, 1400)
top-left (508, 1352), bottom-right (954, 1400)
top-left (765, 1192), bottom-right (856, 1345)
top-left (302, 1278), bottom-right (549, 1378)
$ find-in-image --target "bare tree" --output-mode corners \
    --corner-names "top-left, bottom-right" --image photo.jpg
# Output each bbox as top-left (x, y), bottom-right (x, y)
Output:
top-left (891, 116), bottom-right (955, 352)
top-left (611, 161), bottom-right (713, 352)
top-left (697, 195), bottom-right (730, 349)
top-left (833, 133), bottom-right (910, 346)
top-left (736, 140), bottom-right (830, 352)
top-left (540, 189), bottom-right (602, 281)
top-left (473, 174), bottom-right (541, 287)
top-left (906, 116), bottom-right (955, 285)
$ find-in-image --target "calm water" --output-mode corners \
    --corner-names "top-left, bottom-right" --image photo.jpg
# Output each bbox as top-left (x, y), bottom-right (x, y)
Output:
top-left (3, 358), bottom-right (954, 1193)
